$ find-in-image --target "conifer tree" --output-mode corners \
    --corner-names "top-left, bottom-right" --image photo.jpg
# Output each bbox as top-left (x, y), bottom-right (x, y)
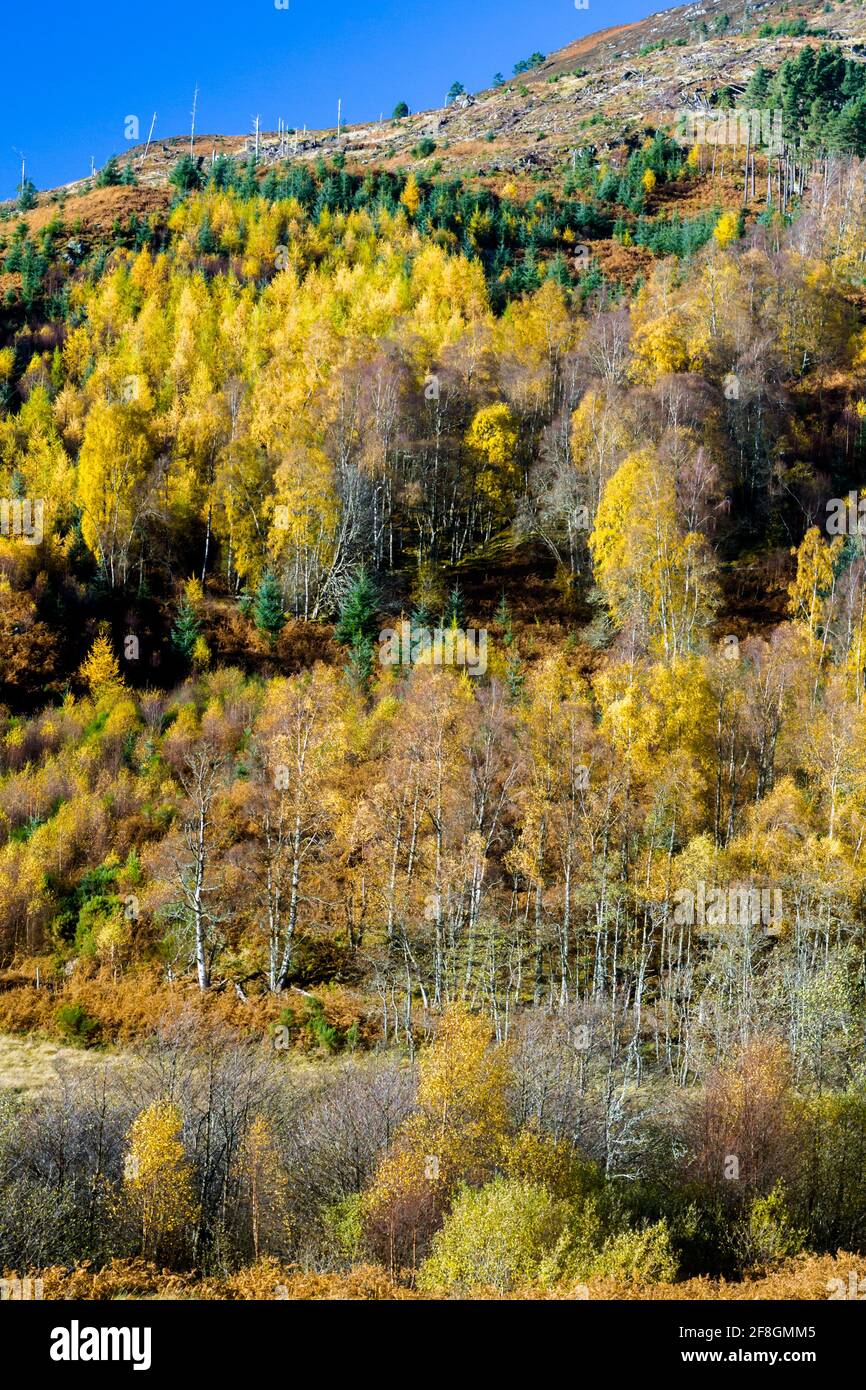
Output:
top-left (254, 570), bottom-right (286, 641)
top-left (443, 582), bottom-right (466, 629)
top-left (171, 593), bottom-right (201, 662)
top-left (335, 567), bottom-right (379, 647)
top-left (79, 630), bottom-right (124, 697)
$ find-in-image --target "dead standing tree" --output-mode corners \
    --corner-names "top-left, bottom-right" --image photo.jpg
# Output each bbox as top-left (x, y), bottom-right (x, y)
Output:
top-left (175, 744), bottom-right (226, 990)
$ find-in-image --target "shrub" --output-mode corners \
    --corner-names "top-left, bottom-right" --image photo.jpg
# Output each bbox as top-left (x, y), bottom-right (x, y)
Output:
top-left (56, 1001), bottom-right (100, 1046)
top-left (505, 1124), bottom-right (600, 1202)
top-left (322, 1193), bottom-right (364, 1259)
top-left (417, 1178), bottom-right (573, 1292)
top-left (306, 998), bottom-right (338, 1052)
top-left (588, 1219), bottom-right (678, 1284)
top-left (739, 1184), bottom-right (804, 1266)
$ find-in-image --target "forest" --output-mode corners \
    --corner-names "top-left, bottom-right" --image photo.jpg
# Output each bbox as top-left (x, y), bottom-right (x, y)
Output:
top-left (3, 29), bottom-right (866, 1299)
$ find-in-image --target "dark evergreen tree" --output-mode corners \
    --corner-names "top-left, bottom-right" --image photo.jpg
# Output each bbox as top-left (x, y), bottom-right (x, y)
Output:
top-left (169, 154), bottom-right (204, 194)
top-left (209, 155), bottom-right (237, 191)
top-left (743, 64), bottom-right (770, 108)
top-left (253, 571), bottom-right (286, 641)
top-left (335, 567), bottom-right (379, 646)
top-left (171, 595), bottom-right (201, 661)
top-left (345, 634), bottom-right (375, 691)
top-left (197, 217), bottom-right (219, 254)
top-left (16, 179), bottom-right (37, 211)
top-left (96, 156), bottom-right (122, 188)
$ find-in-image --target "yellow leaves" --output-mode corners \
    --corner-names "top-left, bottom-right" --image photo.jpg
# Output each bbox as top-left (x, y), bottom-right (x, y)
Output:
top-left (416, 1176), bottom-right (575, 1293)
top-left (595, 656), bottom-right (713, 776)
top-left (169, 277), bottom-right (216, 392)
top-left (79, 632), bottom-right (124, 698)
top-left (630, 313), bottom-right (689, 383)
top-left (365, 1005), bottom-right (511, 1238)
top-left (465, 402), bottom-right (519, 504)
top-left (849, 326), bottom-right (866, 375)
top-left (467, 207), bottom-right (494, 250)
top-left (465, 402), bottom-right (517, 469)
top-left (589, 448), bottom-right (646, 614)
top-left (788, 526), bottom-right (843, 641)
top-left (400, 173), bottom-right (421, 218)
top-left (590, 445), bottom-right (717, 661)
top-left (713, 210), bottom-right (740, 250)
top-left (75, 399), bottom-right (156, 583)
top-left (505, 1124), bottom-right (592, 1201)
top-left (493, 279), bottom-right (574, 412)
top-left (122, 1100), bottom-right (198, 1255)
top-left (642, 168), bottom-right (657, 194)
top-left (683, 257), bottom-right (742, 370)
top-left (235, 1115), bottom-right (290, 1257)
top-left (268, 441), bottom-right (341, 600)
top-left (184, 575), bottom-right (205, 609)
top-left (128, 246), bottom-right (168, 300)
top-left (417, 1005), bottom-right (510, 1150)
top-left (407, 243), bottom-right (490, 351)
top-left (104, 698), bottom-right (140, 739)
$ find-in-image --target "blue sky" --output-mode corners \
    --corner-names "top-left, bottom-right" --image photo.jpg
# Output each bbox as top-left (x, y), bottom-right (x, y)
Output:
top-left (0, 0), bottom-right (661, 200)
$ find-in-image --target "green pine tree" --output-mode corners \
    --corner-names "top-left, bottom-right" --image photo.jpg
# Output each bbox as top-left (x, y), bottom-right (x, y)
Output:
top-left (16, 179), bottom-right (37, 211)
top-left (443, 582), bottom-right (466, 628)
top-left (169, 154), bottom-right (204, 194)
top-left (335, 567), bottom-right (379, 646)
top-left (505, 650), bottom-right (525, 702)
top-left (97, 156), bottom-right (122, 188)
top-left (171, 595), bottom-right (201, 661)
top-left (345, 634), bottom-right (375, 691)
top-left (494, 591), bottom-right (514, 647)
top-left (254, 571), bottom-right (286, 641)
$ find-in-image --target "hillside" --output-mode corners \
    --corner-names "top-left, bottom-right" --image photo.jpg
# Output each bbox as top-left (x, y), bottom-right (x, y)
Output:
top-left (14, 0), bottom-right (866, 198)
top-left (3, 0), bottom-right (866, 1311)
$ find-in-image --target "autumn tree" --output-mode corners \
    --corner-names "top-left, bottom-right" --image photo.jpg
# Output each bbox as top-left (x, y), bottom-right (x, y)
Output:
top-left (590, 447), bottom-right (718, 658)
top-left (172, 744), bottom-right (227, 990)
top-left (234, 1115), bottom-right (290, 1260)
top-left (363, 1005), bottom-right (511, 1271)
top-left (122, 1100), bottom-right (198, 1260)
top-left (75, 398), bottom-right (159, 588)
